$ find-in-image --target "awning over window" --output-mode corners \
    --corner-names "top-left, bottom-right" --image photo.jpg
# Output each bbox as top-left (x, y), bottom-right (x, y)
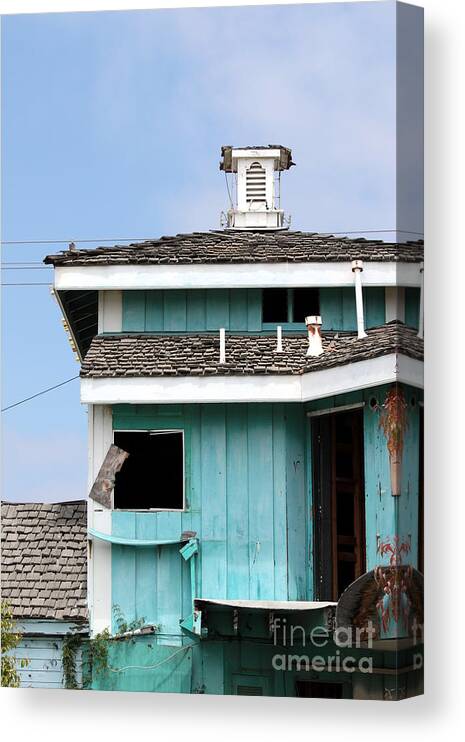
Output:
top-left (191, 598), bottom-right (337, 641)
top-left (194, 598), bottom-right (336, 612)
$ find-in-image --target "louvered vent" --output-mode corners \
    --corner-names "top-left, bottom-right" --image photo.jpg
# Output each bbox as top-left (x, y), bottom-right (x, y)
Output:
top-left (236, 685), bottom-right (263, 696)
top-left (246, 161), bottom-right (267, 205)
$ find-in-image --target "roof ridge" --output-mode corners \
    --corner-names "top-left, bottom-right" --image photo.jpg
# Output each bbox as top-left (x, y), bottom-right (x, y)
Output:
top-left (44, 231), bottom-right (424, 266)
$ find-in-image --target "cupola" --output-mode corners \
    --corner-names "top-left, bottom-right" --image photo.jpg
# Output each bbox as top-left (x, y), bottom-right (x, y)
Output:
top-left (220, 145), bottom-right (294, 230)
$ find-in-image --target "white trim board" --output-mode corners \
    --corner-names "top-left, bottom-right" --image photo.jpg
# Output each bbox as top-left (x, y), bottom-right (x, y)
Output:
top-left (97, 290), bottom-right (122, 333)
top-left (87, 404), bottom-right (113, 636)
top-left (55, 261), bottom-right (422, 291)
top-left (80, 354), bottom-right (423, 405)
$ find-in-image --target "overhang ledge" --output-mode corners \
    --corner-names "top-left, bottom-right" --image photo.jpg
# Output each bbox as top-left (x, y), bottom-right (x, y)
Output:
top-left (80, 353), bottom-right (423, 405)
top-left (195, 598), bottom-right (336, 612)
top-left (54, 261), bottom-right (422, 291)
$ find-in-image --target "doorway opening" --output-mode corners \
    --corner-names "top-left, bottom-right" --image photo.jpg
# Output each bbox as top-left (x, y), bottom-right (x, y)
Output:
top-left (311, 408), bottom-right (365, 600)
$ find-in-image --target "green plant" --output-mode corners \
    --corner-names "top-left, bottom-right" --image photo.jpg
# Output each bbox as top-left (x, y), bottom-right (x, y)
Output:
top-left (82, 627), bottom-right (111, 688)
top-left (112, 604), bottom-right (146, 636)
top-left (66, 605), bottom-right (153, 689)
top-left (1, 599), bottom-right (29, 688)
top-left (62, 632), bottom-right (84, 689)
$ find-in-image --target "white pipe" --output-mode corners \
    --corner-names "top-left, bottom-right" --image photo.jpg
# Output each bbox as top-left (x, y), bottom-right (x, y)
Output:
top-left (352, 260), bottom-right (367, 339)
top-left (417, 262), bottom-right (424, 339)
top-left (219, 328), bottom-right (226, 364)
top-left (275, 325), bottom-right (283, 353)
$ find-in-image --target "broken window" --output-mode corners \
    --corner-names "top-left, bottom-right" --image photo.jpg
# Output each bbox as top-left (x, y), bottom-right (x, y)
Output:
top-left (262, 288), bottom-right (288, 322)
top-left (113, 430), bottom-right (184, 510)
top-left (262, 288), bottom-right (320, 324)
top-left (292, 288), bottom-right (320, 323)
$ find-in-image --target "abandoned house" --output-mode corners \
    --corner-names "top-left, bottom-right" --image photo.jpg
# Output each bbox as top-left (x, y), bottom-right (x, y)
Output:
top-left (43, 146), bottom-right (424, 699)
top-left (1, 501), bottom-right (88, 688)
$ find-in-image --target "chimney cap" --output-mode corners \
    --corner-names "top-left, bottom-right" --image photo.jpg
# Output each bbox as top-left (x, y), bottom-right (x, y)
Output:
top-left (305, 315), bottom-right (322, 327)
top-left (220, 145), bottom-right (295, 173)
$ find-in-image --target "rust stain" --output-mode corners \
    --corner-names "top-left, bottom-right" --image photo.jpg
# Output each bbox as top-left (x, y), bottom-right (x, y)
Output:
top-left (378, 386), bottom-right (408, 496)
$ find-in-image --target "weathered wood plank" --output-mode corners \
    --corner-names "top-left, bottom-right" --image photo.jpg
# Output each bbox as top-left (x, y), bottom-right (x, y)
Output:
top-left (248, 404), bottom-right (274, 599)
top-left (122, 290), bottom-right (146, 331)
top-left (200, 405), bottom-right (227, 598)
top-left (226, 405), bottom-right (249, 599)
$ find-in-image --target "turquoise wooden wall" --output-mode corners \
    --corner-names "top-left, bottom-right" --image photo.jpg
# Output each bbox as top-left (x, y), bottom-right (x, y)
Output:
top-left (90, 630), bottom-right (420, 698)
top-left (122, 289), bottom-right (262, 332)
top-left (319, 287), bottom-right (385, 330)
top-left (100, 387), bottom-right (422, 694)
top-left (91, 638), bottom-right (193, 693)
top-left (121, 288), bottom-right (386, 333)
top-left (363, 385), bottom-right (420, 571)
top-left (110, 385), bottom-right (421, 638)
top-left (111, 403), bottom-right (309, 635)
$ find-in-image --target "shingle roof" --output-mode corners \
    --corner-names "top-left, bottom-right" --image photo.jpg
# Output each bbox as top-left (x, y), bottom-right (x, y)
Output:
top-left (1, 501), bottom-right (87, 622)
top-left (44, 231), bottom-right (424, 267)
top-left (80, 322), bottom-right (423, 379)
top-left (220, 144), bottom-right (294, 171)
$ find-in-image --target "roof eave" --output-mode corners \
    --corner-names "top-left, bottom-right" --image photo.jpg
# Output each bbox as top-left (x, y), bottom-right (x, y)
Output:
top-left (53, 260), bottom-right (423, 291)
top-left (80, 353), bottom-right (423, 406)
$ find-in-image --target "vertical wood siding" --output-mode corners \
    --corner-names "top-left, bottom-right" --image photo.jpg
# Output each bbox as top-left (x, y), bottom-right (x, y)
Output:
top-left (111, 403), bottom-right (309, 632)
top-left (122, 288), bottom-right (386, 333)
top-left (362, 385), bottom-right (420, 569)
top-left (320, 287), bottom-right (386, 331)
top-left (91, 638), bottom-right (193, 693)
top-left (110, 385), bottom-right (421, 635)
top-left (122, 290), bottom-right (262, 332)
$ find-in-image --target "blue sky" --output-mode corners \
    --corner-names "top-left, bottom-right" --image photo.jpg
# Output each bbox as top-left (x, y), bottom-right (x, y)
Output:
top-left (2, 2), bottom-right (405, 502)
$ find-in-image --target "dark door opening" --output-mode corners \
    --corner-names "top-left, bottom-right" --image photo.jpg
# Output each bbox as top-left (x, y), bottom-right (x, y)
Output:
top-left (312, 409), bottom-right (365, 600)
top-left (113, 430), bottom-right (184, 510)
top-left (295, 680), bottom-right (343, 698)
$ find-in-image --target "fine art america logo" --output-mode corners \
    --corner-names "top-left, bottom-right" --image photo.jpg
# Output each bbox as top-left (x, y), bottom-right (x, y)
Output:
top-left (270, 617), bottom-right (424, 674)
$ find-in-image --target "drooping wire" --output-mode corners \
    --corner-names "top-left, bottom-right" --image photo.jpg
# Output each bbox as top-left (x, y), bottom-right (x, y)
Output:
top-left (0, 227), bottom-right (424, 247)
top-left (1, 376), bottom-right (80, 413)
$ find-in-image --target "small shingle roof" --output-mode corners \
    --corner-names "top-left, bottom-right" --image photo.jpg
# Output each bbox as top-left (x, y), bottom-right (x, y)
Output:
top-left (220, 144), bottom-right (295, 171)
top-left (44, 231), bottom-right (424, 267)
top-left (80, 322), bottom-right (423, 379)
top-left (1, 501), bottom-right (87, 622)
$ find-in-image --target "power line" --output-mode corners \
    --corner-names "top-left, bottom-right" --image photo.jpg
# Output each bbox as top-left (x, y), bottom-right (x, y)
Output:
top-left (1, 282), bottom-right (52, 286)
top-left (1, 375), bottom-right (80, 413)
top-left (1, 237), bottom-right (156, 245)
top-left (0, 228), bottom-right (424, 246)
